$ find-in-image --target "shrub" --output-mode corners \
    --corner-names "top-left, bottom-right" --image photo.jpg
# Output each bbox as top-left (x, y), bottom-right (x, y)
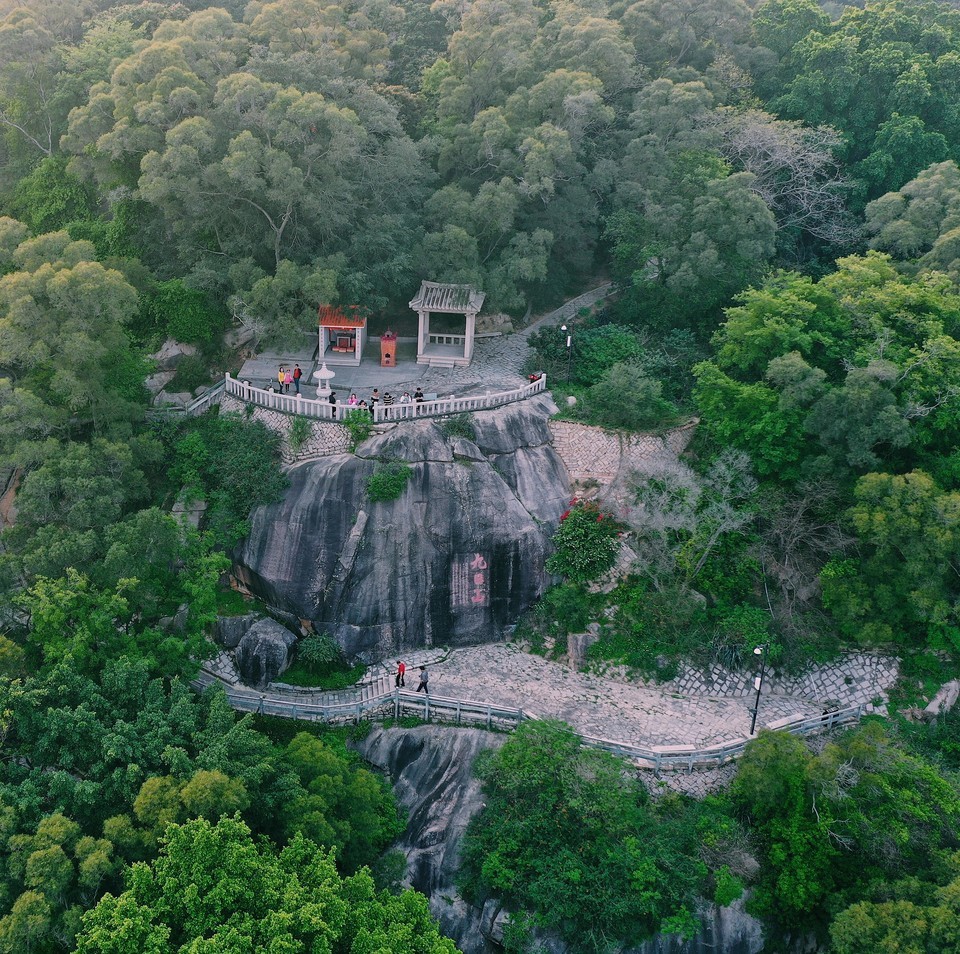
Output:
top-left (169, 414), bottom-right (288, 547)
top-left (288, 416), bottom-right (313, 451)
top-left (297, 632), bottom-right (341, 667)
top-left (143, 279), bottom-right (226, 344)
top-left (545, 500), bottom-right (623, 583)
top-left (342, 409), bottom-right (373, 450)
top-left (440, 412), bottom-right (476, 441)
top-left (366, 461), bottom-right (413, 502)
top-left (585, 362), bottom-right (675, 430)
top-left (169, 354), bottom-right (211, 394)
top-left (571, 324), bottom-right (646, 386)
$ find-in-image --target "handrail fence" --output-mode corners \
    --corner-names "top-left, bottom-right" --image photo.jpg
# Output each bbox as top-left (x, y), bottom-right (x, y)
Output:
top-left (222, 373), bottom-right (548, 423)
top-left (148, 379), bottom-right (225, 419)
top-left (194, 666), bottom-right (865, 772)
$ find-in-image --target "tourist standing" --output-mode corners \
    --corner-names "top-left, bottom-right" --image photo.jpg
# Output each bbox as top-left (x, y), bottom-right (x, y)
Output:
top-left (348, 393), bottom-right (358, 406)
top-left (395, 661), bottom-right (406, 688)
top-left (414, 387), bottom-right (424, 403)
top-left (278, 366), bottom-right (285, 392)
top-left (370, 388), bottom-right (380, 409)
top-left (399, 391), bottom-right (411, 404)
top-left (283, 368), bottom-right (293, 393)
top-left (415, 665), bottom-right (429, 694)
top-left (293, 365), bottom-right (302, 394)
top-left (329, 391), bottom-right (337, 418)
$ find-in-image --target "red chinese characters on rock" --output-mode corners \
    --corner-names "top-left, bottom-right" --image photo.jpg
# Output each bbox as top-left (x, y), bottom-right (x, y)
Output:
top-left (451, 553), bottom-right (489, 608)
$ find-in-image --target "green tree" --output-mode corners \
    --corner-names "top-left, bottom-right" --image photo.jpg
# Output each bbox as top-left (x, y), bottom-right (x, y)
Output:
top-left (282, 732), bottom-right (402, 873)
top-left (585, 362), bottom-right (674, 430)
top-left (0, 231), bottom-right (145, 439)
top-left (823, 471), bottom-right (960, 646)
top-left (460, 720), bottom-right (737, 951)
top-left (74, 815), bottom-right (458, 953)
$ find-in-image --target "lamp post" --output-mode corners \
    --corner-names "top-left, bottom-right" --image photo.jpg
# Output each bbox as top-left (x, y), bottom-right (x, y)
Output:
top-left (560, 324), bottom-right (572, 382)
top-left (750, 645), bottom-right (767, 735)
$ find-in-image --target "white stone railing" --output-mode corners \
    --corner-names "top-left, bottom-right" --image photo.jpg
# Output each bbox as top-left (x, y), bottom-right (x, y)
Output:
top-left (222, 372), bottom-right (548, 424)
top-left (428, 333), bottom-right (466, 346)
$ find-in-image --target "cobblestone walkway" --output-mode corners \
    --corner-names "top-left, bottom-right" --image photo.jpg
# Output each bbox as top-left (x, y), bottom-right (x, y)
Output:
top-left (196, 640), bottom-right (898, 751)
top-left (367, 644), bottom-right (895, 748)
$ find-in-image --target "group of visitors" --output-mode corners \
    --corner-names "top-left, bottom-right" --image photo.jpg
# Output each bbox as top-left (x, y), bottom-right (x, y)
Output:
top-left (395, 660), bottom-right (428, 693)
top-left (270, 372), bottom-right (429, 418)
top-left (277, 365), bottom-right (303, 394)
top-left (327, 387), bottom-right (426, 416)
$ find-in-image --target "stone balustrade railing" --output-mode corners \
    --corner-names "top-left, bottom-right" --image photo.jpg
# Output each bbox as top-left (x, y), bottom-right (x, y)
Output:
top-left (222, 372), bottom-right (548, 423)
top-left (428, 333), bottom-right (466, 346)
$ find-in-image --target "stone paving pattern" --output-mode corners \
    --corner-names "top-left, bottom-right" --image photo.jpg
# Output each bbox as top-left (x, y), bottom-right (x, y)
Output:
top-left (237, 284), bottom-right (613, 403)
top-left (548, 418), bottom-right (698, 487)
top-left (204, 641), bottom-right (897, 752)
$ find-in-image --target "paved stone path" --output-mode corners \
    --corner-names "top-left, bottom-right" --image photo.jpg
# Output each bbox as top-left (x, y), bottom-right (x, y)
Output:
top-left (207, 639), bottom-right (897, 751)
top-left (369, 644), bottom-right (895, 748)
top-left (237, 284), bottom-right (614, 401)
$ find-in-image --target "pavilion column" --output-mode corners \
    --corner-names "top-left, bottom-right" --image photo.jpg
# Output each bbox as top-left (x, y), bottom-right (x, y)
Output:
top-left (464, 311), bottom-right (476, 361)
top-left (418, 310), bottom-right (430, 357)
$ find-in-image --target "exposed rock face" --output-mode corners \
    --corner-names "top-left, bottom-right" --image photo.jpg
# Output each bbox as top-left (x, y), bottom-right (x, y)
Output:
top-left (234, 618), bottom-right (298, 688)
top-left (355, 726), bottom-right (504, 953)
top-left (357, 726), bottom-right (767, 954)
top-left (149, 338), bottom-right (197, 370)
top-left (235, 395), bottom-right (570, 659)
top-left (215, 613), bottom-right (262, 650)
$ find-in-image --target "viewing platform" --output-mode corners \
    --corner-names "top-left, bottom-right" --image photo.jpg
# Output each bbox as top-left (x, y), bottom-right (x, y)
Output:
top-left (222, 372), bottom-right (548, 424)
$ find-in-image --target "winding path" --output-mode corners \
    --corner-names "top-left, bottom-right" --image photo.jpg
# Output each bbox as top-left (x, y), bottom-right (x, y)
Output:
top-left (200, 640), bottom-right (896, 768)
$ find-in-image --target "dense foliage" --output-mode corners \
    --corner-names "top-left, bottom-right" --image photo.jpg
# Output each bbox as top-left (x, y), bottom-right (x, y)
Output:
top-left (545, 499), bottom-right (622, 583)
top-left (459, 721), bottom-right (744, 952)
top-left (74, 815), bottom-right (456, 953)
top-left (7, 0), bottom-right (960, 950)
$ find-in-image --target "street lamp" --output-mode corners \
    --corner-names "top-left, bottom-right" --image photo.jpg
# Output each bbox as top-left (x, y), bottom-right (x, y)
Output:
top-left (560, 324), bottom-right (572, 382)
top-left (750, 645), bottom-right (767, 735)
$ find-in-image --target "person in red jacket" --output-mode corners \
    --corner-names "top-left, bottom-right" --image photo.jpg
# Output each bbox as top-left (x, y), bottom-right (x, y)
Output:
top-left (395, 660), bottom-right (406, 688)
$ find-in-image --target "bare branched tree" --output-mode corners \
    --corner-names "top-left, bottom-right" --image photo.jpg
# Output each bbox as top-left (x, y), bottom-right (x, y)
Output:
top-left (620, 450), bottom-right (758, 588)
top-left (702, 108), bottom-right (859, 245)
top-left (758, 479), bottom-right (853, 635)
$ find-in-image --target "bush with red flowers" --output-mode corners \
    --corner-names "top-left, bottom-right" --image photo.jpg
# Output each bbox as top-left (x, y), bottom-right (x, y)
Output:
top-left (546, 499), bottom-right (623, 583)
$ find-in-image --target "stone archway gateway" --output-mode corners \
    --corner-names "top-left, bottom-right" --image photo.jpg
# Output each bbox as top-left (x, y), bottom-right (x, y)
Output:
top-left (410, 281), bottom-right (485, 368)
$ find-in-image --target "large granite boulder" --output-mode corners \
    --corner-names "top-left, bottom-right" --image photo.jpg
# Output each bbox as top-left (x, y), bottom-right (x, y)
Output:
top-left (215, 613), bottom-right (261, 650)
top-left (235, 394), bottom-right (571, 659)
top-left (235, 618), bottom-right (298, 688)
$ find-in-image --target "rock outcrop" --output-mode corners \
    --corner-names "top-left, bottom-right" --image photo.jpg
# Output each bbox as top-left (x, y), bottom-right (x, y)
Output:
top-left (357, 726), bottom-right (767, 954)
top-left (235, 394), bottom-right (570, 659)
top-left (234, 617), bottom-right (298, 687)
top-left (355, 726), bottom-right (503, 953)
top-left (215, 613), bottom-right (262, 650)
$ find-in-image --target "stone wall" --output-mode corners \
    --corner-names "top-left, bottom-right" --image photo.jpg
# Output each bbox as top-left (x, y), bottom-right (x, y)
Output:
top-left (548, 418), bottom-right (697, 487)
top-left (220, 393), bottom-right (351, 465)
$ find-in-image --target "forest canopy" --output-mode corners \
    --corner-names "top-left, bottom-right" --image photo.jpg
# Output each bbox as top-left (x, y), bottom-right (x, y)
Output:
top-left (7, 0), bottom-right (960, 952)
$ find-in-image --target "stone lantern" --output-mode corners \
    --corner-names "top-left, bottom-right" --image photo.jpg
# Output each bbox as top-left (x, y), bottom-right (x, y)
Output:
top-left (314, 362), bottom-right (336, 396)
